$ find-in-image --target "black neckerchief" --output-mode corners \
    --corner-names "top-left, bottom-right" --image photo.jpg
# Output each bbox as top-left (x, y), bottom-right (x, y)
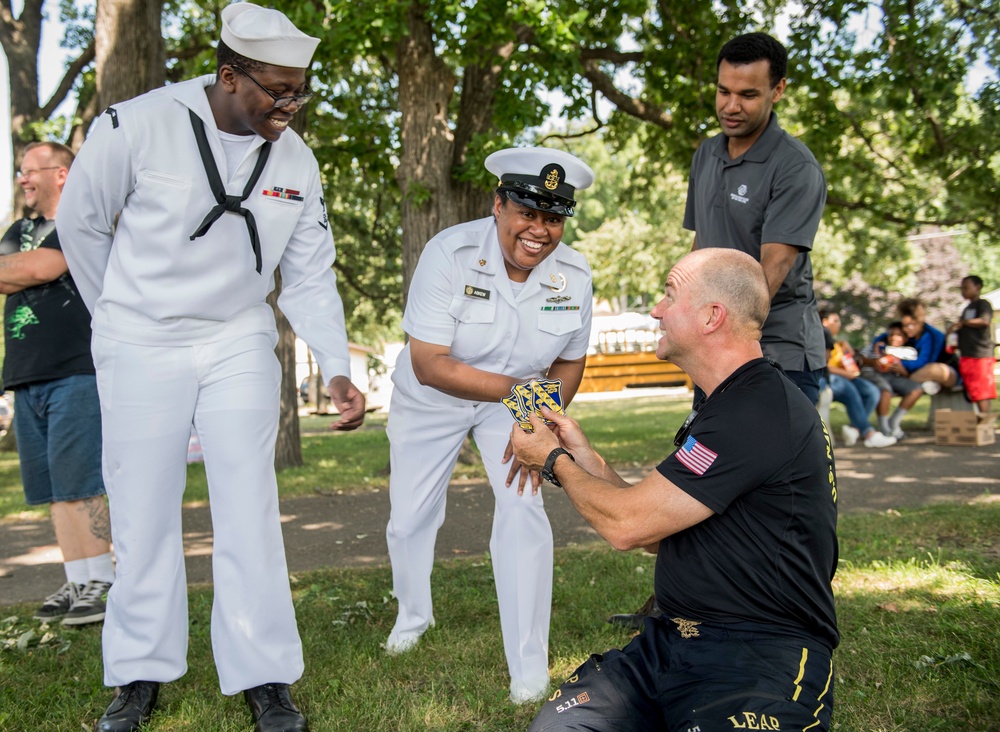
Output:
top-left (188, 109), bottom-right (272, 274)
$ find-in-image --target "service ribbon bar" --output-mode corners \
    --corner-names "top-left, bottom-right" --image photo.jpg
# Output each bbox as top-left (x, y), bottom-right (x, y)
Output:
top-left (262, 186), bottom-right (304, 202)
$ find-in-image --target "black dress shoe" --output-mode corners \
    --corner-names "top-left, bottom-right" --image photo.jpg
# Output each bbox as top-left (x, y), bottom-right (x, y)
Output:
top-left (95, 681), bottom-right (159, 731)
top-left (244, 683), bottom-right (309, 732)
top-left (607, 593), bottom-right (663, 630)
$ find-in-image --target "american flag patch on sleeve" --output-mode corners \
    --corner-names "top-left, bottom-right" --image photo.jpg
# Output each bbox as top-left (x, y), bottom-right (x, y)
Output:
top-left (676, 435), bottom-right (718, 476)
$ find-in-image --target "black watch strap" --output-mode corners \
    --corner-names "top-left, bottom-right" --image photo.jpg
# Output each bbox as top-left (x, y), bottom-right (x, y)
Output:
top-left (542, 447), bottom-right (574, 488)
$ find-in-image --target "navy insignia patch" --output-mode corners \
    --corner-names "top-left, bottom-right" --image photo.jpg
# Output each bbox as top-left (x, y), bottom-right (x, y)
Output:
top-left (318, 195), bottom-right (329, 229)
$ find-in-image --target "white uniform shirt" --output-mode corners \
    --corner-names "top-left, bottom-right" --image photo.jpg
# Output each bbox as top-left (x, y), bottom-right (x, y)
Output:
top-left (393, 216), bottom-right (593, 401)
top-left (57, 75), bottom-right (351, 380)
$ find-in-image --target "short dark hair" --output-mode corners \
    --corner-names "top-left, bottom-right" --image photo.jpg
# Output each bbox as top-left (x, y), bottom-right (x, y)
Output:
top-left (216, 39), bottom-right (265, 76)
top-left (23, 141), bottom-right (75, 170)
top-left (896, 298), bottom-right (924, 319)
top-left (818, 308), bottom-right (837, 321)
top-left (887, 321), bottom-right (904, 331)
top-left (963, 275), bottom-right (984, 289)
top-left (717, 32), bottom-right (788, 88)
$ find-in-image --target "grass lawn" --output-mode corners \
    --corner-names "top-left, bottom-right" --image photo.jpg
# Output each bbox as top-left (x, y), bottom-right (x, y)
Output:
top-left (1, 498), bottom-right (997, 730)
top-left (1, 394), bottom-right (991, 729)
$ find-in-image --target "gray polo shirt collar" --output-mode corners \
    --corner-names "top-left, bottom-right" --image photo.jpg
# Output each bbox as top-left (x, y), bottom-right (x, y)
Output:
top-left (710, 112), bottom-right (783, 165)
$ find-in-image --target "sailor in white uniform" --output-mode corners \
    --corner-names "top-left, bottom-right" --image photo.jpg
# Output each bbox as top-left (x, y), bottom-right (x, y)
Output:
top-left (57, 4), bottom-right (365, 731)
top-left (385, 147), bottom-right (596, 704)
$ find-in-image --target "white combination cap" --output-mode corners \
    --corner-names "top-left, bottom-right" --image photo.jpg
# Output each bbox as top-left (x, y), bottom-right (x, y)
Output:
top-left (485, 147), bottom-right (595, 217)
top-left (221, 2), bottom-right (320, 69)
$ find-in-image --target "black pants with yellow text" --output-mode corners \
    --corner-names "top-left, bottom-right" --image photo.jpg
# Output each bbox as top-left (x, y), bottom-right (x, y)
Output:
top-left (529, 616), bottom-right (834, 732)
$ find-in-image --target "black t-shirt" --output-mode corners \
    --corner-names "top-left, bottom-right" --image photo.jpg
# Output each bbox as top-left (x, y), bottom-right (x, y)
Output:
top-left (0, 218), bottom-right (95, 389)
top-left (957, 299), bottom-right (995, 358)
top-left (655, 359), bottom-right (840, 650)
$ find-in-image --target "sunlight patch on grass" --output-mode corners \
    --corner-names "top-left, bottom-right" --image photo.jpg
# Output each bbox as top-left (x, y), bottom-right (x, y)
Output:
top-left (836, 558), bottom-right (1000, 604)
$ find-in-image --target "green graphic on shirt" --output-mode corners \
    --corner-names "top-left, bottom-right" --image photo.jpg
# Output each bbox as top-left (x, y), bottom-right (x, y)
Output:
top-left (19, 218), bottom-right (37, 251)
top-left (8, 306), bottom-right (39, 339)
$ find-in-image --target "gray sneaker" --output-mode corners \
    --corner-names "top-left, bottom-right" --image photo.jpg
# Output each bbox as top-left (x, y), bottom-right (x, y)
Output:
top-left (61, 579), bottom-right (112, 626)
top-left (33, 581), bottom-right (81, 622)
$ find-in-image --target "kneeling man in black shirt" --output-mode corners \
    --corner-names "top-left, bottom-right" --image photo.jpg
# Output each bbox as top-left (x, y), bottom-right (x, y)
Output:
top-left (511, 247), bottom-right (838, 732)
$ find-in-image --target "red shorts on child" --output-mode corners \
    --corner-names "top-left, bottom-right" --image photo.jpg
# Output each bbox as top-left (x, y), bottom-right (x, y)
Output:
top-left (958, 357), bottom-right (997, 402)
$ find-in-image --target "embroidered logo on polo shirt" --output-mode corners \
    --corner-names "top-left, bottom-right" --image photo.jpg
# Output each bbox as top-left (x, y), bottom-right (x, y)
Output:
top-left (262, 186), bottom-right (304, 202)
top-left (730, 183), bottom-right (749, 204)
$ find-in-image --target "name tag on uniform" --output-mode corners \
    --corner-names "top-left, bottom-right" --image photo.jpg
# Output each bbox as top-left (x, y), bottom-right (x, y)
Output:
top-left (464, 285), bottom-right (490, 300)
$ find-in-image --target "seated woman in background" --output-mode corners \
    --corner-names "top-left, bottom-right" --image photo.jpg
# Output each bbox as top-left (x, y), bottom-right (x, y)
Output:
top-left (891, 298), bottom-right (959, 395)
top-left (858, 321), bottom-right (927, 439)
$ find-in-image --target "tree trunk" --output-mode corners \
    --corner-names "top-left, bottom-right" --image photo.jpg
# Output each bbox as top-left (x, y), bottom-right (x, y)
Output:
top-left (268, 270), bottom-right (304, 471)
top-left (395, 1), bottom-right (487, 305)
top-left (266, 105), bottom-right (314, 470)
top-left (68, 92), bottom-right (101, 152)
top-left (2, 1), bottom-right (95, 211)
top-left (1, 1), bottom-right (43, 216)
top-left (95, 0), bottom-right (165, 110)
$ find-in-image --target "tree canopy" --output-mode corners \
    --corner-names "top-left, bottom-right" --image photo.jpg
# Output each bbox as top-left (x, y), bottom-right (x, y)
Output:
top-left (3, 0), bottom-right (997, 346)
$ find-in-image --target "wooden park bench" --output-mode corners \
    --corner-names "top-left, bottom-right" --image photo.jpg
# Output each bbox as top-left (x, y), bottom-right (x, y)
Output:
top-left (579, 350), bottom-right (693, 393)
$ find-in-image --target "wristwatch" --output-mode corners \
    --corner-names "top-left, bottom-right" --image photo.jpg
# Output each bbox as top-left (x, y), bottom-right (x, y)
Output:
top-left (541, 447), bottom-right (574, 488)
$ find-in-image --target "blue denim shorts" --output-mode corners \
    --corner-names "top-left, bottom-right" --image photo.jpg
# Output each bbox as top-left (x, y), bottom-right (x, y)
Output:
top-left (13, 374), bottom-right (106, 505)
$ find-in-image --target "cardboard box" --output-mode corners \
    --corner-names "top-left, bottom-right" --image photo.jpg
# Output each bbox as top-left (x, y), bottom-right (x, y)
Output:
top-left (934, 409), bottom-right (996, 446)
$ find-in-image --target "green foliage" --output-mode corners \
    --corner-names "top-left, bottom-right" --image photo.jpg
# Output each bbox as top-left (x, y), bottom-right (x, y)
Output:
top-left (15, 0), bottom-right (1000, 343)
top-left (556, 133), bottom-right (691, 308)
top-left (786, 0), bottom-right (1000, 284)
top-left (57, 0), bottom-right (95, 51)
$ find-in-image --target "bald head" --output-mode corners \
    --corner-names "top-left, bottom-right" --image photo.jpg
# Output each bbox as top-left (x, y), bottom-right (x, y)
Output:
top-left (684, 248), bottom-right (770, 340)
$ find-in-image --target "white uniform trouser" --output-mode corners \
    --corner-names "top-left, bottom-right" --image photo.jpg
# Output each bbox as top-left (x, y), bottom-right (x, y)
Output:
top-left (386, 386), bottom-right (553, 689)
top-left (92, 330), bottom-right (303, 695)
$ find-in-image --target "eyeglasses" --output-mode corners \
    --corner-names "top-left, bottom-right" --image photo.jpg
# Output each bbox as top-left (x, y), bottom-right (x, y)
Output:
top-left (232, 65), bottom-right (313, 109)
top-left (16, 167), bottom-right (61, 178)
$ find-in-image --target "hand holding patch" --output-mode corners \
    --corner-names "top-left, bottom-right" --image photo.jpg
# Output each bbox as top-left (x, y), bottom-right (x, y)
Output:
top-left (501, 378), bottom-right (564, 431)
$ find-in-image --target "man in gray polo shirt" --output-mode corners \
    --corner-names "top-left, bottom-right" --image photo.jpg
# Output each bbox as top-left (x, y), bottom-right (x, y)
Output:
top-left (684, 31), bottom-right (826, 404)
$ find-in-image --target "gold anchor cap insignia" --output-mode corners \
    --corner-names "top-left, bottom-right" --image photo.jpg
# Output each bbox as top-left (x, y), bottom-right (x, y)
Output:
top-left (544, 167), bottom-right (561, 191)
top-left (479, 259), bottom-right (487, 266)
